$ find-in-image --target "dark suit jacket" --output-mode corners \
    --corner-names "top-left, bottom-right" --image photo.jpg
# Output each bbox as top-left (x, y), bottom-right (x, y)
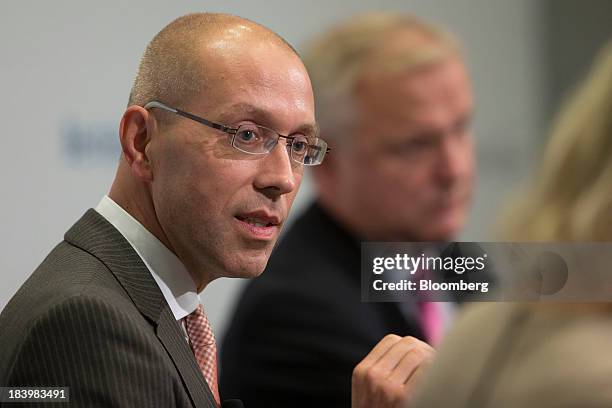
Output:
top-left (0, 210), bottom-right (218, 407)
top-left (220, 203), bottom-right (424, 407)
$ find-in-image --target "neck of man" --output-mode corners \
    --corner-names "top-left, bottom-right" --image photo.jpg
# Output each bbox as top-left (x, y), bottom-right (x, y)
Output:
top-left (317, 189), bottom-right (454, 243)
top-left (107, 162), bottom-right (209, 292)
top-left (316, 193), bottom-right (383, 241)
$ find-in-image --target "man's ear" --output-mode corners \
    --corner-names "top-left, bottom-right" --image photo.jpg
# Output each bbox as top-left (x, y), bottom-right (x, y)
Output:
top-left (119, 105), bottom-right (154, 182)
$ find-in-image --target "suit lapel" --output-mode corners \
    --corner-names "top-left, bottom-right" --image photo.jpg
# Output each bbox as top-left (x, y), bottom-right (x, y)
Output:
top-left (65, 209), bottom-right (217, 408)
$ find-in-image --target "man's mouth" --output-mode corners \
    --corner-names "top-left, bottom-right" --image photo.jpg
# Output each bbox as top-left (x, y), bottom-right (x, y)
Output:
top-left (235, 216), bottom-right (274, 227)
top-left (234, 211), bottom-right (282, 240)
top-left (235, 212), bottom-right (281, 227)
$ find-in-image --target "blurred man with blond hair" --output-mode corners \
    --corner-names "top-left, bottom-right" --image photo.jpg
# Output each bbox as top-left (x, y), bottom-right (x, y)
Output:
top-left (221, 12), bottom-right (475, 407)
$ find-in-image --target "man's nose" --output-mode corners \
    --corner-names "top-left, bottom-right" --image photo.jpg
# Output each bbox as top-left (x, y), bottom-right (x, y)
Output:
top-left (253, 142), bottom-right (298, 199)
top-left (435, 133), bottom-right (472, 185)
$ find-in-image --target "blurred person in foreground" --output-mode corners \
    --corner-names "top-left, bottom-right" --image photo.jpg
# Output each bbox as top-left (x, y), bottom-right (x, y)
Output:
top-left (0, 12), bottom-right (430, 408)
top-left (221, 12), bottom-right (475, 407)
top-left (413, 40), bottom-right (612, 407)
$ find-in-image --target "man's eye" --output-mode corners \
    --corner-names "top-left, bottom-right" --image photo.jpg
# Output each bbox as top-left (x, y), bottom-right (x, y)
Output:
top-left (237, 129), bottom-right (259, 143)
top-left (291, 140), bottom-right (308, 154)
top-left (406, 139), bottom-right (431, 150)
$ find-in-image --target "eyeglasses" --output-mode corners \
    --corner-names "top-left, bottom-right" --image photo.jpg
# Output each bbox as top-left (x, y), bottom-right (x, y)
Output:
top-left (144, 100), bottom-right (330, 166)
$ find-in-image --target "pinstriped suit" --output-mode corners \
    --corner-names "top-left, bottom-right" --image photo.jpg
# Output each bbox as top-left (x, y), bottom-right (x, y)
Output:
top-left (0, 210), bottom-right (218, 407)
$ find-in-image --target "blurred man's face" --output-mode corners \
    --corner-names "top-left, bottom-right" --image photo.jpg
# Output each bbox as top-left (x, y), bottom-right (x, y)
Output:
top-left (147, 37), bottom-right (316, 281)
top-left (335, 56), bottom-right (474, 241)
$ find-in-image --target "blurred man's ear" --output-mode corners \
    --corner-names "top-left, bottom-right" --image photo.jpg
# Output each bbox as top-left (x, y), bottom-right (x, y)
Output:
top-left (119, 106), bottom-right (154, 182)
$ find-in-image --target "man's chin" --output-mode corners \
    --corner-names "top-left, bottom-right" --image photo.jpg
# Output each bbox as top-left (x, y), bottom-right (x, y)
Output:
top-left (223, 255), bottom-right (269, 279)
top-left (231, 267), bottom-right (266, 279)
top-left (427, 218), bottom-right (465, 241)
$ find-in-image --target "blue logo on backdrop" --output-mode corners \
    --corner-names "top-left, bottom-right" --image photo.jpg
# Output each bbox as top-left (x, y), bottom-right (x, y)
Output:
top-left (60, 119), bottom-right (120, 166)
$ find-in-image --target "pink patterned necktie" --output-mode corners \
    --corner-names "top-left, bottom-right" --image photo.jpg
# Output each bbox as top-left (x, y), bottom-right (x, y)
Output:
top-left (414, 266), bottom-right (444, 347)
top-left (417, 301), bottom-right (444, 347)
top-left (184, 304), bottom-right (221, 405)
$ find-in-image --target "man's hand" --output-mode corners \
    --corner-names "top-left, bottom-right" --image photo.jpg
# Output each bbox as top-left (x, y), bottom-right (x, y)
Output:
top-left (352, 334), bottom-right (435, 408)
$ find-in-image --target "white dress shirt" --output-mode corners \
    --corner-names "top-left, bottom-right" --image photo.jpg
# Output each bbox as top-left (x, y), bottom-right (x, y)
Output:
top-left (95, 195), bottom-right (200, 339)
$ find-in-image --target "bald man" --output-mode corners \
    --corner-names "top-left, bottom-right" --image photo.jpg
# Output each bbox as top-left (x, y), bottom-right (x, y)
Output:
top-left (0, 13), bottom-right (431, 408)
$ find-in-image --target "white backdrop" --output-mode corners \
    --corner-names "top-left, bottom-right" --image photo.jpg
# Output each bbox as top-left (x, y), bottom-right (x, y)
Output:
top-left (1, 0), bottom-right (546, 337)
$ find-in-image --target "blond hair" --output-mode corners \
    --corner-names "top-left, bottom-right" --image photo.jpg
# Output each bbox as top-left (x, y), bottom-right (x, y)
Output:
top-left (501, 40), bottom-right (612, 240)
top-left (301, 12), bottom-right (460, 143)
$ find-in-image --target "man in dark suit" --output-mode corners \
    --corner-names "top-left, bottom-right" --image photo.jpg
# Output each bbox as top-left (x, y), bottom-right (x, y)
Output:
top-left (0, 12), bottom-right (318, 407)
top-left (0, 12), bottom-right (433, 408)
top-left (220, 12), bottom-right (476, 407)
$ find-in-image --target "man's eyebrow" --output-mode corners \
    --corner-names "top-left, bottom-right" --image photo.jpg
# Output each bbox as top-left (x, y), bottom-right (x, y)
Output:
top-left (294, 122), bottom-right (320, 138)
top-left (218, 103), bottom-right (319, 137)
top-left (218, 102), bottom-right (262, 120)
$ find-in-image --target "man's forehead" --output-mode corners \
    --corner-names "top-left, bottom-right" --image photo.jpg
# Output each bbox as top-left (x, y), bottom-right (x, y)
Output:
top-left (357, 58), bottom-right (470, 108)
top-left (178, 30), bottom-right (315, 133)
top-left (217, 102), bottom-right (319, 136)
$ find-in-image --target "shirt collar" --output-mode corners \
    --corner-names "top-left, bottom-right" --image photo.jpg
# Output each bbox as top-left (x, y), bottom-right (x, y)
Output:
top-left (94, 195), bottom-right (200, 321)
